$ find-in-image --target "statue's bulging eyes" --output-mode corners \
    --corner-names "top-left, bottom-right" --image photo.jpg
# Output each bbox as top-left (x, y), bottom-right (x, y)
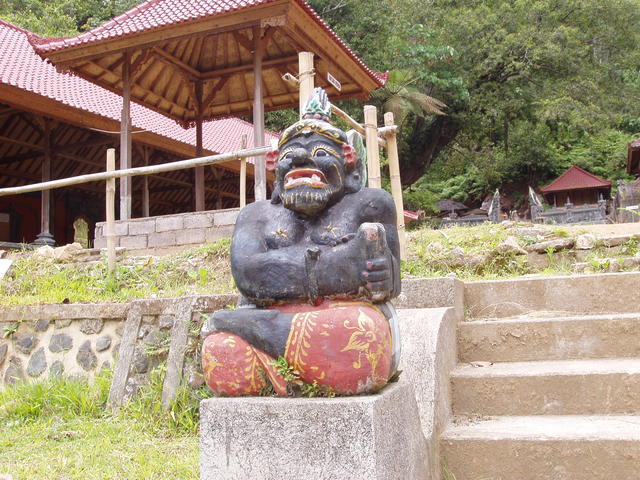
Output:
top-left (312, 146), bottom-right (340, 158)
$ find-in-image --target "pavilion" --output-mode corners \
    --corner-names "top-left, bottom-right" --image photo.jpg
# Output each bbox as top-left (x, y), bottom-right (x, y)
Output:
top-left (539, 165), bottom-right (611, 207)
top-left (30, 0), bottom-right (385, 219)
top-left (0, 19), bottom-right (277, 246)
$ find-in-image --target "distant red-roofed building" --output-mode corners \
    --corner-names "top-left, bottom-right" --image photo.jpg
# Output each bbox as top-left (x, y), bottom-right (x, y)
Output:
top-left (539, 165), bottom-right (611, 207)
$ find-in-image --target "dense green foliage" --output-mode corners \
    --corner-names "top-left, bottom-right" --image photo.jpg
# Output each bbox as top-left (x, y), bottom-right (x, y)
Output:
top-left (2, 0), bottom-right (639, 211)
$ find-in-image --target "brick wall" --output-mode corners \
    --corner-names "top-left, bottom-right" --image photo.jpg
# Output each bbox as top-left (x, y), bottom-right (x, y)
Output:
top-left (94, 208), bottom-right (239, 250)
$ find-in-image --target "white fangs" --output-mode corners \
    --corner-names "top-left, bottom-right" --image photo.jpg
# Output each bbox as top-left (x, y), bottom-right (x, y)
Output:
top-left (283, 169), bottom-right (327, 189)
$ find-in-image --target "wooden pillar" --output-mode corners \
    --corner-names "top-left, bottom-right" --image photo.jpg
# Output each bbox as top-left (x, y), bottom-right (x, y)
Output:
top-left (253, 26), bottom-right (266, 202)
top-left (106, 148), bottom-right (116, 273)
top-left (195, 81), bottom-right (206, 211)
top-left (298, 52), bottom-right (315, 116)
top-left (34, 119), bottom-right (55, 246)
top-left (120, 51), bottom-right (132, 220)
top-left (384, 112), bottom-right (406, 260)
top-left (364, 105), bottom-right (381, 188)
top-left (142, 147), bottom-right (150, 218)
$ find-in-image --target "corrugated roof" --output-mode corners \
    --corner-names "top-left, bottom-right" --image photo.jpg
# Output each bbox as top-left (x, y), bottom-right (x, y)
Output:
top-left (29, 0), bottom-right (386, 88)
top-left (540, 165), bottom-right (611, 193)
top-left (0, 18), bottom-right (277, 156)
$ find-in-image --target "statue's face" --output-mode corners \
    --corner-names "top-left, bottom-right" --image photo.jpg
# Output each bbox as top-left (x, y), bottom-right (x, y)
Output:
top-left (274, 130), bottom-right (349, 216)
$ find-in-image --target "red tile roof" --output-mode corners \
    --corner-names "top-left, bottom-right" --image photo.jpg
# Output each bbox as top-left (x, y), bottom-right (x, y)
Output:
top-left (539, 165), bottom-right (612, 193)
top-left (29, 0), bottom-right (386, 88)
top-left (1, 19), bottom-right (277, 156)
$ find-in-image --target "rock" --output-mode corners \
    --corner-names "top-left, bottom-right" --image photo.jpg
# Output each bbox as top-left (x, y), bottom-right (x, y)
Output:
top-left (100, 360), bottom-right (111, 372)
top-left (79, 319), bottom-right (104, 335)
top-left (52, 243), bottom-right (83, 262)
top-left (131, 346), bottom-right (149, 374)
top-left (54, 319), bottom-right (72, 329)
top-left (158, 315), bottom-right (175, 330)
top-left (429, 241), bottom-right (445, 253)
top-left (95, 336), bottom-right (112, 352)
top-left (141, 315), bottom-right (156, 325)
top-left (76, 340), bottom-right (97, 371)
top-left (27, 348), bottom-right (47, 377)
top-left (187, 364), bottom-right (205, 389)
top-left (4, 357), bottom-right (24, 384)
top-left (49, 333), bottom-right (73, 353)
top-left (575, 233), bottom-right (596, 250)
top-left (31, 319), bottom-right (50, 332)
top-left (526, 237), bottom-right (575, 253)
top-left (0, 343), bottom-right (7, 365)
top-left (34, 245), bottom-right (55, 260)
top-left (495, 236), bottom-right (527, 255)
top-left (50, 360), bottom-right (64, 376)
top-left (14, 334), bottom-right (37, 354)
top-left (115, 324), bottom-right (124, 336)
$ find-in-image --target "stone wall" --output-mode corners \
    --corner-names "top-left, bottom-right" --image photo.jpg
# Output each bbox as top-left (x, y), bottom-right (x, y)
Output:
top-left (93, 208), bottom-right (239, 250)
top-left (0, 295), bottom-right (236, 390)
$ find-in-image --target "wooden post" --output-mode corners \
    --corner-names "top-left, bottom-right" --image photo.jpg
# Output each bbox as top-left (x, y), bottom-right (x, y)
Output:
top-left (240, 134), bottom-right (248, 208)
top-left (364, 105), bottom-right (381, 188)
top-left (253, 26), bottom-right (266, 202)
top-left (120, 51), bottom-right (132, 220)
top-left (384, 112), bottom-right (407, 260)
top-left (34, 118), bottom-right (55, 246)
top-left (298, 52), bottom-right (315, 116)
top-left (195, 81), bottom-right (206, 211)
top-left (142, 146), bottom-right (150, 217)
top-left (106, 148), bottom-right (116, 273)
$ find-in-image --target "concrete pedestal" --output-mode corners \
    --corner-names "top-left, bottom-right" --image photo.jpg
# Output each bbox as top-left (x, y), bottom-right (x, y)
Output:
top-left (200, 382), bottom-right (429, 480)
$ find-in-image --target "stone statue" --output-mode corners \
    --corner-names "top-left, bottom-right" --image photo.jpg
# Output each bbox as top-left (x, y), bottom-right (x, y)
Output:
top-left (201, 88), bottom-right (401, 396)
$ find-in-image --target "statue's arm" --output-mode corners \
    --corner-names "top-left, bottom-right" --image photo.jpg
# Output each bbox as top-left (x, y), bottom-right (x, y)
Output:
top-left (316, 189), bottom-right (401, 301)
top-left (230, 204), bottom-right (307, 304)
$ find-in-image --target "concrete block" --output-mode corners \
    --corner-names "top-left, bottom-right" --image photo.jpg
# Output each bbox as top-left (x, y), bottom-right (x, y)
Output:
top-left (119, 235), bottom-right (148, 250)
top-left (464, 272), bottom-right (640, 318)
top-left (176, 228), bottom-right (206, 245)
top-left (395, 277), bottom-right (464, 316)
top-left (129, 219), bottom-right (156, 236)
top-left (213, 209), bottom-right (239, 226)
top-left (147, 231), bottom-right (176, 248)
top-left (115, 222), bottom-right (129, 236)
top-left (184, 213), bottom-right (214, 229)
top-left (200, 382), bottom-right (430, 480)
top-left (156, 215), bottom-right (184, 232)
top-left (94, 225), bottom-right (103, 239)
top-left (93, 238), bottom-right (106, 249)
top-left (205, 226), bottom-right (233, 243)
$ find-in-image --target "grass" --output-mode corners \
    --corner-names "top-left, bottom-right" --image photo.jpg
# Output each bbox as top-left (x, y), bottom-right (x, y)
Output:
top-left (0, 239), bottom-right (234, 306)
top-left (2, 223), bottom-right (639, 305)
top-left (0, 368), bottom-right (206, 479)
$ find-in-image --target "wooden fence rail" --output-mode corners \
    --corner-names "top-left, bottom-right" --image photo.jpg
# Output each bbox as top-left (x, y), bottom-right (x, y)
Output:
top-left (0, 145), bottom-right (273, 197)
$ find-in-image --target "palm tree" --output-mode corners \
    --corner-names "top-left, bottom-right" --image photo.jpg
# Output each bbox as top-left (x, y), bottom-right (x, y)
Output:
top-left (370, 69), bottom-right (447, 127)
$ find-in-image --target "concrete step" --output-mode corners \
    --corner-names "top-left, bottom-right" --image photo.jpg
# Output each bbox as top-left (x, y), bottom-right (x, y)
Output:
top-left (452, 357), bottom-right (640, 416)
top-left (458, 313), bottom-right (640, 363)
top-left (441, 415), bottom-right (640, 480)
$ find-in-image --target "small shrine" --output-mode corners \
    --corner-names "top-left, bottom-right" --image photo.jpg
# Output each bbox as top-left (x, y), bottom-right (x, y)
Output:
top-left (539, 165), bottom-right (611, 207)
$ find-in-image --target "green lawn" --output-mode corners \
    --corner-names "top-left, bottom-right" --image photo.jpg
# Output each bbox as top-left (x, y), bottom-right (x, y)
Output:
top-left (0, 417), bottom-right (198, 480)
top-left (0, 372), bottom-right (204, 480)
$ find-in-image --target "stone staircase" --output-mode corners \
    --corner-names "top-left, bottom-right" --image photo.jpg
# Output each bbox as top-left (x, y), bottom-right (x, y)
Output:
top-left (440, 310), bottom-right (640, 479)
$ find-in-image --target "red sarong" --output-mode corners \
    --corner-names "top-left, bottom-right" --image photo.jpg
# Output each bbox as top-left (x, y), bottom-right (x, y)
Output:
top-left (202, 300), bottom-right (392, 396)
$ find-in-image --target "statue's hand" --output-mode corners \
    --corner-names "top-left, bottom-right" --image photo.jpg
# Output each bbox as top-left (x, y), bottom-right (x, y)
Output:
top-left (357, 223), bottom-right (395, 302)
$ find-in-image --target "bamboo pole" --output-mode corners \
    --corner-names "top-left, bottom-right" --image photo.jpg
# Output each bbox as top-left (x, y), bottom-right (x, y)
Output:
top-left (253, 26), bottom-right (267, 202)
top-left (364, 105), bottom-right (381, 188)
top-left (106, 148), bottom-right (116, 273)
top-left (384, 112), bottom-right (406, 261)
top-left (331, 104), bottom-right (389, 147)
top-left (298, 52), bottom-right (314, 116)
top-left (0, 146), bottom-right (273, 197)
top-left (239, 134), bottom-right (248, 208)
